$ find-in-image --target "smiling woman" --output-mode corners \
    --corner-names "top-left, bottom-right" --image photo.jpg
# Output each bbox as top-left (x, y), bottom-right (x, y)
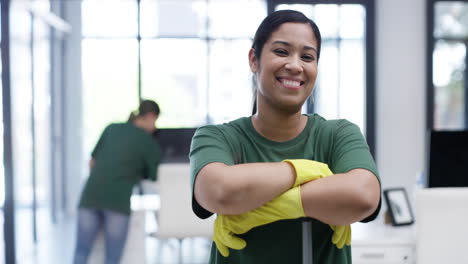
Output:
top-left (189, 9), bottom-right (381, 264)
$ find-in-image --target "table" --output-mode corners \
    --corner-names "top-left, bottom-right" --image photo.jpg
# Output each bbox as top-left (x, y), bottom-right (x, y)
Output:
top-left (351, 219), bottom-right (415, 264)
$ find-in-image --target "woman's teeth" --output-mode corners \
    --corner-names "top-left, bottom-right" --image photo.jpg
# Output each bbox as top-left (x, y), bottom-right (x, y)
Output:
top-left (282, 79), bottom-right (301, 87)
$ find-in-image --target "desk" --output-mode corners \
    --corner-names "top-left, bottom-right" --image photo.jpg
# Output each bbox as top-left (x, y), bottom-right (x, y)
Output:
top-left (352, 219), bottom-right (415, 264)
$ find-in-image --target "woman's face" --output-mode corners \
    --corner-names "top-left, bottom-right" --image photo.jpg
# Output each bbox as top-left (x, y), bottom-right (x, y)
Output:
top-left (250, 22), bottom-right (319, 113)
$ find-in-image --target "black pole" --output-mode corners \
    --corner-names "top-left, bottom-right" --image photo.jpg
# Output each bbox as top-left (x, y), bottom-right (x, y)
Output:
top-left (136, 0), bottom-right (145, 195)
top-left (426, 0), bottom-right (435, 130)
top-left (365, 0), bottom-right (376, 157)
top-left (1, 0), bottom-right (17, 262)
top-left (267, 0), bottom-right (276, 14)
top-left (137, 0), bottom-right (142, 101)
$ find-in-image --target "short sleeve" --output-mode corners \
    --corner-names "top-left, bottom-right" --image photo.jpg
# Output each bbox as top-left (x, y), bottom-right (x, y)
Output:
top-left (330, 120), bottom-right (382, 223)
top-left (189, 125), bottom-right (236, 219)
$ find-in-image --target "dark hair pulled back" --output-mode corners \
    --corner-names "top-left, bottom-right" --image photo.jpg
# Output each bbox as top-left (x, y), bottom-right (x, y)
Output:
top-left (128, 99), bottom-right (160, 122)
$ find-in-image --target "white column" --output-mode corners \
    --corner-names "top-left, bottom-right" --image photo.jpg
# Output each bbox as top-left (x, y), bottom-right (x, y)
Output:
top-left (376, 0), bottom-right (426, 203)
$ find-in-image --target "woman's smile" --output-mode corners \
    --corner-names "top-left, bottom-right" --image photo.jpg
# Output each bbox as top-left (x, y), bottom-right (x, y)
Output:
top-left (276, 77), bottom-right (304, 90)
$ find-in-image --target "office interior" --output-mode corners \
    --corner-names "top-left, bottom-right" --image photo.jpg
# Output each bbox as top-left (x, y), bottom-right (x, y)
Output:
top-left (1, 0), bottom-right (467, 263)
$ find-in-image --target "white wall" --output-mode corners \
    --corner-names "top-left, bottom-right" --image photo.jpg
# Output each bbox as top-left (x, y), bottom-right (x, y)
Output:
top-left (376, 0), bottom-right (426, 200)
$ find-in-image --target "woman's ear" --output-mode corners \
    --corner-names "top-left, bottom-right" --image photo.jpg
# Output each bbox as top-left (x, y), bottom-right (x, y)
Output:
top-left (248, 48), bottom-right (258, 73)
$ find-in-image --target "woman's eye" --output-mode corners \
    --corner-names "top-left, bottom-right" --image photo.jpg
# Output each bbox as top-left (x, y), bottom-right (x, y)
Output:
top-left (302, 55), bottom-right (315, 62)
top-left (274, 49), bottom-right (288, 56)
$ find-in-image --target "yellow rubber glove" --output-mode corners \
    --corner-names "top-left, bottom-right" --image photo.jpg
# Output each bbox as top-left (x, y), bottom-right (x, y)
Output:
top-left (213, 160), bottom-right (352, 257)
top-left (330, 225), bottom-right (352, 248)
top-left (283, 159), bottom-right (333, 187)
top-left (213, 186), bottom-right (305, 257)
top-left (284, 159), bottom-right (351, 248)
top-left (212, 218), bottom-right (246, 257)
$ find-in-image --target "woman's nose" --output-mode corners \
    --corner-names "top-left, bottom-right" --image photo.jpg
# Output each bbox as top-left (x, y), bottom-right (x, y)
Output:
top-left (285, 56), bottom-right (303, 73)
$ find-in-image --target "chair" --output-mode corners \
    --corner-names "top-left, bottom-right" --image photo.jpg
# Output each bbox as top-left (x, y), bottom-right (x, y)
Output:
top-left (415, 187), bottom-right (468, 264)
top-left (154, 163), bottom-right (214, 263)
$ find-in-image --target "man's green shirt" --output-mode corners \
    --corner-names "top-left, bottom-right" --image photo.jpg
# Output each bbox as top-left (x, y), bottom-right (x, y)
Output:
top-left (190, 114), bottom-right (381, 264)
top-left (79, 123), bottom-right (161, 215)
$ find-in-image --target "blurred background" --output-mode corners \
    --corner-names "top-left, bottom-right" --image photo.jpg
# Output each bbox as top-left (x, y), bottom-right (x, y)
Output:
top-left (0, 0), bottom-right (467, 263)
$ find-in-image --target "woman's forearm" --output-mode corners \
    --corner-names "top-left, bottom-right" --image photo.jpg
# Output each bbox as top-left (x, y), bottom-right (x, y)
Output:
top-left (194, 162), bottom-right (296, 215)
top-left (300, 168), bottom-right (380, 225)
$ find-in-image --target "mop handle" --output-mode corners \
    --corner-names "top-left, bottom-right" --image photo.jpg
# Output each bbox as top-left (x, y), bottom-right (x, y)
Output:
top-left (302, 219), bottom-right (313, 264)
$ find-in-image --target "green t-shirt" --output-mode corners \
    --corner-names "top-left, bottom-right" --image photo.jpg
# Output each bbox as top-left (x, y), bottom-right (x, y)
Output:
top-left (190, 114), bottom-right (381, 264)
top-left (79, 122), bottom-right (161, 215)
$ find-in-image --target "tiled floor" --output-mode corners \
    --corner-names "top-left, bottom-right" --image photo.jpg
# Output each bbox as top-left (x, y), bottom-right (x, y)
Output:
top-left (15, 211), bottom-right (211, 264)
top-left (146, 236), bottom-right (212, 264)
top-left (145, 211), bottom-right (212, 264)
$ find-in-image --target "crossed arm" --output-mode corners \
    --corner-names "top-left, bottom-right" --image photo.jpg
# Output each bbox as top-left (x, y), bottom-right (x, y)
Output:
top-left (194, 162), bottom-right (380, 226)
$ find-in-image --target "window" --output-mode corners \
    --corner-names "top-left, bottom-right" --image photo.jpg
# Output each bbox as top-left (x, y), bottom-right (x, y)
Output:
top-left (140, 0), bottom-right (266, 125)
top-left (428, 1), bottom-right (468, 130)
top-left (82, 0), bottom-right (266, 155)
top-left (82, 39), bottom-right (140, 153)
top-left (81, 1), bottom-right (140, 157)
top-left (82, 0), bottom-right (375, 155)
